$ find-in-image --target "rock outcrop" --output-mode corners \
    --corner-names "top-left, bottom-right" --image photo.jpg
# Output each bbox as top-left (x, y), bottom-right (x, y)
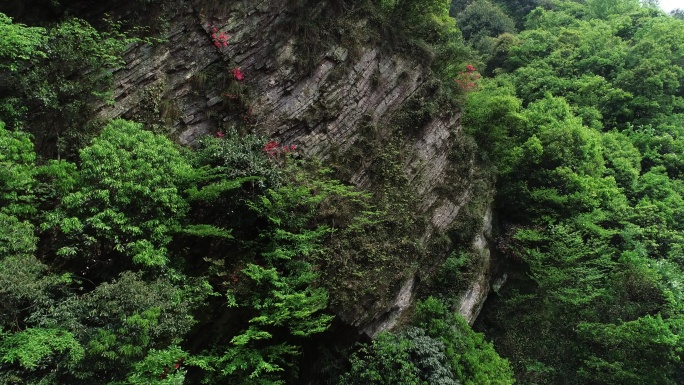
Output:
top-left (97, 0), bottom-right (493, 333)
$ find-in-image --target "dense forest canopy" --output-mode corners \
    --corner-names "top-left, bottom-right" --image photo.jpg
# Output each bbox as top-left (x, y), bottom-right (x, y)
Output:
top-left (1, 0), bottom-right (684, 384)
top-left (461, 0), bottom-right (684, 384)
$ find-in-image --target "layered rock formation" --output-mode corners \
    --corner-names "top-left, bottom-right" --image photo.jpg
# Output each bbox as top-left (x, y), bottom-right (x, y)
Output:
top-left (97, 0), bottom-right (494, 332)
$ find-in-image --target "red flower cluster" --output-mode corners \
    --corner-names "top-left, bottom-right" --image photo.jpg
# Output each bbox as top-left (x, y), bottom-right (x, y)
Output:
top-left (208, 24), bottom-right (229, 48)
top-left (455, 64), bottom-right (481, 91)
top-left (263, 140), bottom-right (297, 157)
top-left (233, 67), bottom-right (244, 81)
top-left (215, 131), bottom-right (225, 138)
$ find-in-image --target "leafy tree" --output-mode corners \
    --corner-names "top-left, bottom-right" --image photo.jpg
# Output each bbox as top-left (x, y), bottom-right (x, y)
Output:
top-left (0, 15), bottom-right (134, 159)
top-left (0, 13), bottom-right (45, 71)
top-left (44, 119), bottom-right (189, 270)
top-left (0, 327), bottom-right (84, 380)
top-left (463, 77), bottom-right (523, 161)
top-left (458, 0), bottom-right (515, 40)
top-left (379, 0), bottom-right (467, 79)
top-left (471, 6), bottom-right (684, 384)
top-left (195, 161), bottom-right (373, 384)
top-left (192, 129), bottom-right (283, 188)
top-left (614, 16), bottom-right (684, 125)
top-left (127, 346), bottom-right (190, 385)
top-left (478, 223), bottom-right (624, 384)
top-left (0, 120), bottom-right (73, 355)
top-left (492, 0), bottom-right (542, 28)
top-left (383, 0), bottom-right (454, 35)
top-left (495, 95), bottom-right (615, 223)
top-left (413, 297), bottom-right (515, 385)
top-left (39, 271), bottom-right (203, 384)
top-left (337, 327), bottom-right (457, 385)
top-left (0, 212), bottom-right (72, 332)
top-left (600, 130), bottom-right (641, 191)
top-left (457, 0), bottom-right (516, 52)
top-left (577, 315), bottom-right (684, 385)
top-left (338, 331), bottom-right (424, 385)
top-left (44, 119), bottom-right (233, 274)
top-left (0, 120), bottom-right (37, 216)
top-left (586, 0), bottom-right (640, 19)
top-left (626, 123), bottom-right (684, 178)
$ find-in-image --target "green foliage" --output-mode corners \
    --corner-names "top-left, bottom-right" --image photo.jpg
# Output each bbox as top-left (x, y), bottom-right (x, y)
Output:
top-left (614, 16), bottom-right (684, 125)
top-left (44, 119), bottom-right (192, 269)
top-left (337, 327), bottom-right (457, 385)
top-left (0, 213), bottom-right (71, 330)
top-left (196, 161), bottom-right (372, 384)
top-left (463, 7), bottom-right (684, 384)
top-left (0, 3), bottom-right (481, 385)
top-left (429, 250), bottom-right (475, 296)
top-left (577, 315), bottom-right (683, 385)
top-left (491, 0), bottom-right (542, 28)
top-left (0, 116), bottom-right (249, 383)
top-left (0, 15), bottom-right (136, 158)
top-left (462, 78), bottom-right (523, 160)
top-left (192, 129), bottom-right (283, 188)
top-left (211, 336), bottom-right (299, 385)
top-left (371, 0), bottom-right (472, 101)
top-left (8, 1), bottom-right (684, 385)
top-left (39, 119), bottom-right (238, 275)
top-left (494, 94), bottom-right (618, 223)
top-left (0, 120), bottom-right (74, 337)
top-left (381, 0), bottom-right (457, 44)
top-left (0, 13), bottom-right (46, 71)
top-left (0, 328), bottom-right (84, 369)
top-left (323, 132), bottom-right (428, 324)
top-left (238, 263), bottom-right (333, 337)
top-left (414, 297), bottom-right (515, 385)
top-left (44, 271), bottom-right (201, 383)
top-left (586, 0), bottom-right (640, 19)
top-left (127, 346), bottom-right (188, 384)
top-left (457, 0), bottom-right (516, 52)
top-left (626, 123), bottom-right (684, 178)
top-left (0, 120), bottom-right (36, 218)
top-left (601, 130), bottom-right (641, 190)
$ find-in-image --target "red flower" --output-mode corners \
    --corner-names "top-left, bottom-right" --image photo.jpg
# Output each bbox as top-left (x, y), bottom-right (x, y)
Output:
top-left (465, 64), bottom-right (476, 72)
top-left (233, 67), bottom-right (244, 81)
top-left (210, 29), bottom-right (230, 49)
top-left (215, 131), bottom-right (224, 138)
top-left (263, 140), bottom-right (279, 156)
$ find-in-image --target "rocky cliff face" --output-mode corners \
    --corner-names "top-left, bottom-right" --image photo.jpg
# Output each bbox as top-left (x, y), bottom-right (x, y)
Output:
top-left (97, 0), bottom-right (493, 332)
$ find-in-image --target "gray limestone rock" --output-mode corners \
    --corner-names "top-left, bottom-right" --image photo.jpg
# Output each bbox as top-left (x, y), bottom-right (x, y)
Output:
top-left (96, 0), bottom-right (494, 335)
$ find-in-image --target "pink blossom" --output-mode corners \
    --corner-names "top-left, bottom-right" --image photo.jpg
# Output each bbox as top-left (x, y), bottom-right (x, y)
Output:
top-left (233, 67), bottom-right (244, 81)
top-left (263, 140), bottom-right (279, 156)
